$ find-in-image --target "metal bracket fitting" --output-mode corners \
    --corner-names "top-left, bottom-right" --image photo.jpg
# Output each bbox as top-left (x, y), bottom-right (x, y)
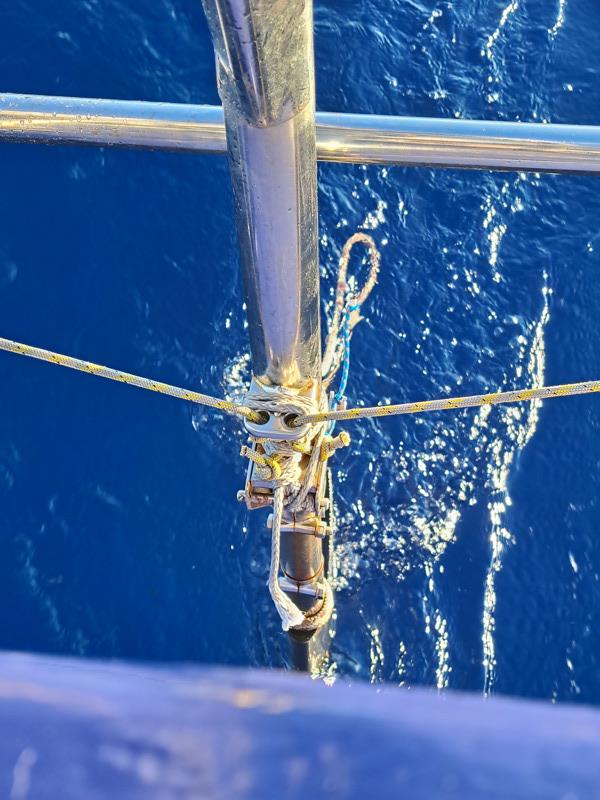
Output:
top-left (238, 437), bottom-right (330, 514)
top-left (278, 576), bottom-right (325, 599)
top-left (267, 512), bottom-right (330, 538)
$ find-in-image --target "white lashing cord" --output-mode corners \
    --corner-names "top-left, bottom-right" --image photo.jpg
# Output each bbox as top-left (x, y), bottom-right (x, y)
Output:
top-left (269, 487), bottom-right (305, 631)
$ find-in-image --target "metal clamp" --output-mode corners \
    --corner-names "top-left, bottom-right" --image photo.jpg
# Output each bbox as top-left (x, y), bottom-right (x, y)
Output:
top-left (243, 377), bottom-right (318, 442)
top-left (238, 434), bottom-right (330, 514)
top-left (267, 513), bottom-right (329, 538)
top-left (278, 576), bottom-right (325, 599)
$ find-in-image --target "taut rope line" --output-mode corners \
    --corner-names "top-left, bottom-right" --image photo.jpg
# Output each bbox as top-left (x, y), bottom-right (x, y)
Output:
top-left (294, 380), bottom-right (600, 426)
top-left (0, 336), bottom-right (262, 423)
top-left (1, 337), bottom-right (599, 429)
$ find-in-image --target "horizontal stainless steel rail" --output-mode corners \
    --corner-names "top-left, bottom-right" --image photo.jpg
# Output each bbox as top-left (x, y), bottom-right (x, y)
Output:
top-left (3, 93), bottom-right (600, 174)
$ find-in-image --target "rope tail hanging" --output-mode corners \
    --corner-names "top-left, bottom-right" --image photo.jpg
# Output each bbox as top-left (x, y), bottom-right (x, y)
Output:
top-left (269, 487), bottom-right (305, 631)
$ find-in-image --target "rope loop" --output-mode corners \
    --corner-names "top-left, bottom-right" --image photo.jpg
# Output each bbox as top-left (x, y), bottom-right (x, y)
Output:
top-left (322, 232), bottom-right (380, 388)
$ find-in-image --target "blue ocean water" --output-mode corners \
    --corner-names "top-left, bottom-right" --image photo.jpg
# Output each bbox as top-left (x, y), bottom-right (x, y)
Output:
top-left (1, 0), bottom-right (600, 703)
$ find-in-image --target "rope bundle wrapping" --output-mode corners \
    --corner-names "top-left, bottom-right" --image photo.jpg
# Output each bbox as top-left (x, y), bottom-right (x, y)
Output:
top-left (243, 388), bottom-right (329, 631)
top-left (243, 388), bottom-right (327, 510)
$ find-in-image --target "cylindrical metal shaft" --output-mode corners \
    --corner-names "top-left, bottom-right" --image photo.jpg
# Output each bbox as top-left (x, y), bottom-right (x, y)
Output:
top-left (200, 0), bottom-right (320, 389)
top-left (5, 93), bottom-right (600, 174)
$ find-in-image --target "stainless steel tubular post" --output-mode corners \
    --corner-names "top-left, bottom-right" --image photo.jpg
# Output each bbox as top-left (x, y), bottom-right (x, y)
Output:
top-left (200, 0), bottom-right (320, 387)
top-left (201, 0), bottom-right (329, 667)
